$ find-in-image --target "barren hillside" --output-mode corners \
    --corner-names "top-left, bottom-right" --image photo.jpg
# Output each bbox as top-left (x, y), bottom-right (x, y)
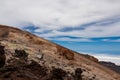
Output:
top-left (0, 25), bottom-right (120, 80)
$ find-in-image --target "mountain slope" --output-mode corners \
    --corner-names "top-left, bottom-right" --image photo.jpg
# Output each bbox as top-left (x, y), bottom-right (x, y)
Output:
top-left (100, 61), bottom-right (120, 74)
top-left (0, 25), bottom-right (120, 80)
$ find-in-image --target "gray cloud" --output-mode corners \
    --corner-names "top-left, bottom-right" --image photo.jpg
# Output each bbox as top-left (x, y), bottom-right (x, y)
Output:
top-left (0, 0), bottom-right (120, 39)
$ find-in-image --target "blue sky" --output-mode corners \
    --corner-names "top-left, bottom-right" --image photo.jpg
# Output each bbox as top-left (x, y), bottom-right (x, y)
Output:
top-left (0, 0), bottom-right (120, 65)
top-left (53, 41), bottom-right (120, 55)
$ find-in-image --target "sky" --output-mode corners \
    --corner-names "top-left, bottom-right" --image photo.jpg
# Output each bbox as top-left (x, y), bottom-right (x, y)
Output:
top-left (0, 0), bottom-right (120, 65)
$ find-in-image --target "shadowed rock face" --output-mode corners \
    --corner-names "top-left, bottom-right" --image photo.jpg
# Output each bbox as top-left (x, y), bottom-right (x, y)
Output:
top-left (49, 68), bottom-right (67, 80)
top-left (14, 49), bottom-right (28, 60)
top-left (0, 45), bottom-right (6, 68)
top-left (0, 25), bottom-right (120, 80)
top-left (75, 68), bottom-right (83, 80)
top-left (0, 58), bottom-right (82, 80)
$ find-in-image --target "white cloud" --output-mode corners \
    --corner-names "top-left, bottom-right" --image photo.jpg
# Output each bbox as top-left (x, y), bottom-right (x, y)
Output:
top-left (38, 22), bottom-right (120, 38)
top-left (47, 37), bottom-right (93, 42)
top-left (94, 54), bottom-right (120, 65)
top-left (102, 39), bottom-right (120, 42)
top-left (83, 52), bottom-right (120, 65)
top-left (0, 0), bottom-right (120, 39)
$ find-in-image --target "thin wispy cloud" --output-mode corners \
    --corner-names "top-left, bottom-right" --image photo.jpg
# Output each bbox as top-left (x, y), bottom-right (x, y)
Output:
top-left (47, 37), bottom-right (92, 42)
top-left (0, 0), bottom-right (120, 42)
top-left (102, 39), bottom-right (120, 42)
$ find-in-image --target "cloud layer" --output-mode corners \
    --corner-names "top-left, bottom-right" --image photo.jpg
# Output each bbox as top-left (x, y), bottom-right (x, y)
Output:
top-left (0, 0), bottom-right (120, 41)
top-left (83, 52), bottom-right (120, 65)
top-left (94, 54), bottom-right (120, 65)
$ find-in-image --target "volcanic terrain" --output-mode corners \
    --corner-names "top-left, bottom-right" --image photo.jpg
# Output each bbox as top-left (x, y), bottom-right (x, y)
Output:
top-left (0, 25), bottom-right (120, 80)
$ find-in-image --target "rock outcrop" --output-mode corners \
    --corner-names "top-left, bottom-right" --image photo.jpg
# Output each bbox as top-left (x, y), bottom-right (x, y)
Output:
top-left (83, 54), bottom-right (99, 62)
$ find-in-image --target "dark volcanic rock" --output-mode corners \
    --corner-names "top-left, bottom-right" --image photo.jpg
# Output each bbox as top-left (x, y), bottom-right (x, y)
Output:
top-left (74, 68), bottom-right (83, 80)
top-left (14, 49), bottom-right (28, 60)
top-left (49, 68), bottom-right (67, 80)
top-left (100, 61), bottom-right (120, 74)
top-left (0, 45), bottom-right (6, 68)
